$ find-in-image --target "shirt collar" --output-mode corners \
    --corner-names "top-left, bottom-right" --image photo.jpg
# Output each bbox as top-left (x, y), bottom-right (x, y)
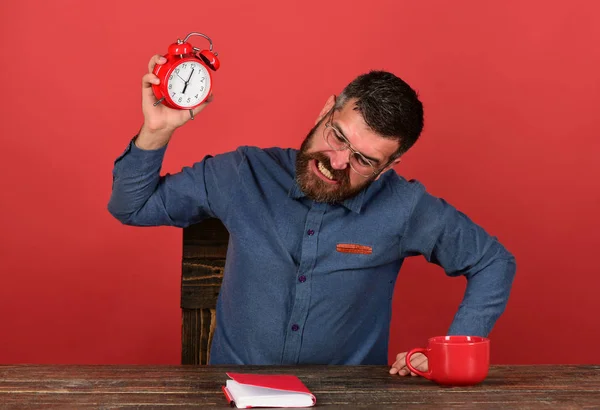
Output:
top-left (288, 180), bottom-right (366, 214)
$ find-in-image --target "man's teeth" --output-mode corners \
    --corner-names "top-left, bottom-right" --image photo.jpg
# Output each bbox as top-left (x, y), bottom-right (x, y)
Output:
top-left (317, 160), bottom-right (334, 180)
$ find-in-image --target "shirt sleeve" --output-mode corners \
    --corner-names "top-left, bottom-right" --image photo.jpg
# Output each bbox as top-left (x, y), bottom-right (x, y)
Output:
top-left (399, 183), bottom-right (517, 337)
top-left (107, 138), bottom-right (244, 227)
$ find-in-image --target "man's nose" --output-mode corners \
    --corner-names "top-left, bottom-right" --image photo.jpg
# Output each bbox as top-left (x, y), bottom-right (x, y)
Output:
top-left (329, 149), bottom-right (350, 170)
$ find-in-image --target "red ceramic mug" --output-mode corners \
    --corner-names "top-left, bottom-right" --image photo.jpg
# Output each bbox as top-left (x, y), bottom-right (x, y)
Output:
top-left (405, 336), bottom-right (490, 386)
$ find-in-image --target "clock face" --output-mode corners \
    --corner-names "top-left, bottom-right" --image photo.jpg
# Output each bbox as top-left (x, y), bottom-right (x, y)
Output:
top-left (166, 61), bottom-right (211, 108)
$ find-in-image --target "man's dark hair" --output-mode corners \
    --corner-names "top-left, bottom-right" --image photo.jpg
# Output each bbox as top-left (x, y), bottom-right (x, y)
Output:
top-left (334, 70), bottom-right (424, 157)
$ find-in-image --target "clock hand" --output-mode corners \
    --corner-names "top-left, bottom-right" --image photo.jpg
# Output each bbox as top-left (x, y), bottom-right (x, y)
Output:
top-left (181, 68), bottom-right (195, 95)
top-left (186, 68), bottom-right (195, 82)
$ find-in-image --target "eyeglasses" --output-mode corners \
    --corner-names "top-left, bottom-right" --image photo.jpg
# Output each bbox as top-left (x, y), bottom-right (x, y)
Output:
top-left (322, 110), bottom-right (393, 178)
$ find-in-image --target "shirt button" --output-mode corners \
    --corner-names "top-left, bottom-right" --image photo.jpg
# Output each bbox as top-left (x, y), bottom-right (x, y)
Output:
top-left (298, 275), bottom-right (307, 283)
top-left (307, 229), bottom-right (315, 236)
top-left (291, 324), bottom-right (299, 331)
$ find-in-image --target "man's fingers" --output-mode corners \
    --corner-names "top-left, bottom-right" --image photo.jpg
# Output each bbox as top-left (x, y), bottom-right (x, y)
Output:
top-left (410, 354), bottom-right (428, 370)
top-left (148, 55), bottom-right (166, 73)
top-left (389, 362), bottom-right (407, 376)
top-left (142, 73), bottom-right (160, 88)
top-left (389, 352), bottom-right (406, 374)
top-left (390, 352), bottom-right (428, 376)
top-left (395, 352), bottom-right (407, 362)
top-left (409, 356), bottom-right (428, 376)
top-left (141, 73), bottom-right (161, 103)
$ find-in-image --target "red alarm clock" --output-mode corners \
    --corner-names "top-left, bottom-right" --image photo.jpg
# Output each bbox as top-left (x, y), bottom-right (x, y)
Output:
top-left (152, 32), bottom-right (220, 111)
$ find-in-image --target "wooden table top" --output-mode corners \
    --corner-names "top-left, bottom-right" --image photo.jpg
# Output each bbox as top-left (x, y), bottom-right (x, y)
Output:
top-left (1, 364), bottom-right (599, 409)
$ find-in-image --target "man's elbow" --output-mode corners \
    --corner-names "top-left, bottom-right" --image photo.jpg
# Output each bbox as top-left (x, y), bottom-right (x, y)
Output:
top-left (493, 243), bottom-right (517, 295)
top-left (106, 201), bottom-right (136, 225)
top-left (500, 244), bottom-right (517, 279)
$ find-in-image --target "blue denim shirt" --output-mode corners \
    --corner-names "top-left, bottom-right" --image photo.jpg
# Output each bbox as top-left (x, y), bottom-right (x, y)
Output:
top-left (108, 141), bottom-right (516, 365)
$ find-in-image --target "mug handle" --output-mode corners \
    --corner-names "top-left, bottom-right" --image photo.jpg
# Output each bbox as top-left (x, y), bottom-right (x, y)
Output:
top-left (405, 348), bottom-right (432, 379)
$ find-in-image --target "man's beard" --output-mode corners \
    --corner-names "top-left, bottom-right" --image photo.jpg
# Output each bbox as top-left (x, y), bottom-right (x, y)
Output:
top-left (295, 123), bottom-right (375, 204)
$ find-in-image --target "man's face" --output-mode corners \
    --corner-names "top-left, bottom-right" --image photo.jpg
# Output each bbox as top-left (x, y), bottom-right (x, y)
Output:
top-left (296, 99), bottom-right (401, 204)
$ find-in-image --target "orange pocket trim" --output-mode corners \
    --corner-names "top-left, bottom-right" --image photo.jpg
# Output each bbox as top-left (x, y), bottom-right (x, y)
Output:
top-left (336, 244), bottom-right (373, 255)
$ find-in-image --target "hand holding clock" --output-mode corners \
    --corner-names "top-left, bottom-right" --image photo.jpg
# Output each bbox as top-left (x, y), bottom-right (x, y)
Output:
top-left (137, 55), bottom-right (212, 150)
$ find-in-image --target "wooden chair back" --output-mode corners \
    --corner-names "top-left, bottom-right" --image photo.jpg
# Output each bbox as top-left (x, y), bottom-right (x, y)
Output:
top-left (181, 218), bottom-right (229, 365)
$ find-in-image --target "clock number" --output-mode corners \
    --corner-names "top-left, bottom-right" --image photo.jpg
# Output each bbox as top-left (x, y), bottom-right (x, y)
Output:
top-left (168, 84), bottom-right (172, 89)
top-left (200, 78), bottom-right (205, 82)
top-left (169, 75), bottom-right (173, 81)
top-left (172, 92), bottom-right (176, 97)
top-left (187, 98), bottom-right (191, 103)
top-left (178, 97), bottom-right (182, 103)
top-left (195, 94), bottom-right (199, 99)
top-left (182, 64), bottom-right (187, 69)
top-left (200, 86), bottom-right (204, 91)
top-left (175, 68), bottom-right (180, 74)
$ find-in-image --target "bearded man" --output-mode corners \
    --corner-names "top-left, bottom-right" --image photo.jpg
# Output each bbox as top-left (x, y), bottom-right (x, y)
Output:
top-left (108, 55), bottom-right (516, 376)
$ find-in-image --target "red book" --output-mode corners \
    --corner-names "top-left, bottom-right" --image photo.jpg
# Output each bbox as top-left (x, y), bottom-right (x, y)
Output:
top-left (222, 372), bottom-right (316, 408)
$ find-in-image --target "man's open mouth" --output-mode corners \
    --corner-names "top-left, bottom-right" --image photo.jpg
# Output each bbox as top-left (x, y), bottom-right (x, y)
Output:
top-left (310, 159), bottom-right (339, 185)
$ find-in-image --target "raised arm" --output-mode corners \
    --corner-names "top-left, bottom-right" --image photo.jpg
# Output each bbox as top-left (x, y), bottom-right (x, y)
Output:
top-left (106, 55), bottom-right (238, 228)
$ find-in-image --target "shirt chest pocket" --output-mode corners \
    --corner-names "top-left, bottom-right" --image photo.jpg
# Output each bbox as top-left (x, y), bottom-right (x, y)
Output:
top-left (315, 240), bottom-right (400, 301)
top-left (316, 218), bottom-right (403, 273)
top-left (336, 243), bottom-right (373, 255)
top-left (322, 240), bottom-right (398, 273)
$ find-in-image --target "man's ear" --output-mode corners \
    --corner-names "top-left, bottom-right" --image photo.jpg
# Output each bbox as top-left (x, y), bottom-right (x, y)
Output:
top-left (375, 157), bottom-right (402, 181)
top-left (315, 95), bottom-right (337, 125)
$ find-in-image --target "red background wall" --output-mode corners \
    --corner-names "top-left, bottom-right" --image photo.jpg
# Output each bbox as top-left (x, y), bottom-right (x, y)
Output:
top-left (1, 0), bottom-right (599, 365)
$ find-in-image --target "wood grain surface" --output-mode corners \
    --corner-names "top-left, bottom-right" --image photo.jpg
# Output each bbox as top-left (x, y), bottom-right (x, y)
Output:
top-left (1, 365), bottom-right (599, 409)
